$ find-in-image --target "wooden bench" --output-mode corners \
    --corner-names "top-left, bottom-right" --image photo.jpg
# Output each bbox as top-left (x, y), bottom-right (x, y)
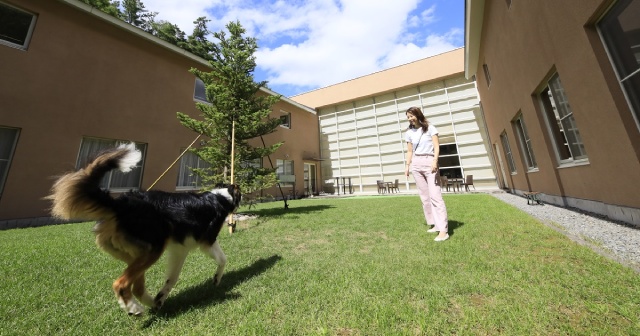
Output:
top-left (523, 191), bottom-right (543, 205)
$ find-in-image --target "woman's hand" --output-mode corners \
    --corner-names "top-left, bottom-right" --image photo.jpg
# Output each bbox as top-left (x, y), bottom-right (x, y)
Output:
top-left (431, 161), bottom-right (438, 173)
top-left (405, 165), bottom-right (410, 177)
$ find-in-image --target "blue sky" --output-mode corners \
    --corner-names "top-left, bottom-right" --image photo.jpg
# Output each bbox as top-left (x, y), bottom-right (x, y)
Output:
top-left (141, 0), bottom-right (464, 97)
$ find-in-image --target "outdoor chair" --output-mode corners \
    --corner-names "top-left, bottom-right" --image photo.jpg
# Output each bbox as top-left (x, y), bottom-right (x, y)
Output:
top-left (462, 175), bottom-right (475, 191)
top-left (376, 180), bottom-right (387, 194)
top-left (389, 179), bottom-right (400, 193)
top-left (440, 176), bottom-right (452, 192)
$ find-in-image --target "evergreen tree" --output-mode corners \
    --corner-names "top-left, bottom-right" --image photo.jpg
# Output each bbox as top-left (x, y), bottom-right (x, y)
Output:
top-left (181, 17), bottom-right (215, 61)
top-left (121, 0), bottom-right (155, 31)
top-left (177, 21), bottom-right (283, 195)
top-left (79, 0), bottom-right (121, 18)
top-left (151, 20), bottom-right (187, 45)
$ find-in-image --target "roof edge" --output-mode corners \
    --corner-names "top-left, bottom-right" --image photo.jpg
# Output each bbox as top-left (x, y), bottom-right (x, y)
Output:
top-left (464, 0), bottom-right (485, 79)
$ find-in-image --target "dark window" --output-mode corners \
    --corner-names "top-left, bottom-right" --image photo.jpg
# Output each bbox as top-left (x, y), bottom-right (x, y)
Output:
top-left (599, 0), bottom-right (640, 131)
top-left (194, 77), bottom-right (209, 103)
top-left (0, 2), bottom-right (37, 50)
top-left (0, 126), bottom-right (19, 194)
top-left (280, 112), bottom-right (291, 128)
top-left (482, 63), bottom-right (492, 87)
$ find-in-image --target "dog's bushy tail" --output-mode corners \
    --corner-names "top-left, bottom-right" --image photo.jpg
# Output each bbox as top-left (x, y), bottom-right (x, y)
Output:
top-left (47, 143), bottom-right (142, 221)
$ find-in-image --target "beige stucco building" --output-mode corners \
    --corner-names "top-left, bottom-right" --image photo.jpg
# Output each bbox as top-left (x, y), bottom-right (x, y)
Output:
top-left (292, 48), bottom-right (498, 194)
top-left (465, 0), bottom-right (640, 225)
top-left (0, 0), bottom-right (319, 228)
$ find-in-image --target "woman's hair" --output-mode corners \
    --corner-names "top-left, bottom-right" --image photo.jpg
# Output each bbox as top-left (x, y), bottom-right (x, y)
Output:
top-left (406, 106), bottom-right (429, 132)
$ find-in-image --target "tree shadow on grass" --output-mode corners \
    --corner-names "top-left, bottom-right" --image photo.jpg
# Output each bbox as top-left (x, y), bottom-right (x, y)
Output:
top-left (142, 254), bottom-right (282, 326)
top-left (244, 204), bottom-right (335, 219)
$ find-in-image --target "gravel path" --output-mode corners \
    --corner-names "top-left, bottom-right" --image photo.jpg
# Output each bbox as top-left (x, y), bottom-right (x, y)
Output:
top-left (490, 191), bottom-right (640, 272)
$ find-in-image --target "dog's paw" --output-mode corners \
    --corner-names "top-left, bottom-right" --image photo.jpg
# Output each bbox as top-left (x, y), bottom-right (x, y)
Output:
top-left (119, 298), bottom-right (145, 316)
top-left (213, 274), bottom-right (223, 286)
top-left (153, 292), bottom-right (167, 310)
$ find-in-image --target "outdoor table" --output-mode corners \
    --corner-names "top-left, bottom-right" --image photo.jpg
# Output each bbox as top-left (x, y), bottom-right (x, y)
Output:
top-left (334, 177), bottom-right (353, 195)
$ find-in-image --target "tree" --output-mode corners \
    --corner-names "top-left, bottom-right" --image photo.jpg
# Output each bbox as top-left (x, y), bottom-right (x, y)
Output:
top-left (151, 20), bottom-right (187, 46)
top-left (79, 0), bottom-right (121, 18)
top-left (177, 21), bottom-right (283, 196)
top-left (120, 0), bottom-right (156, 32)
top-left (181, 17), bottom-right (215, 61)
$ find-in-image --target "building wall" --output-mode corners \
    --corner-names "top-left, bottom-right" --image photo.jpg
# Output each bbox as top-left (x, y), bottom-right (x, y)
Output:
top-left (293, 49), bottom-right (498, 194)
top-left (467, 0), bottom-right (640, 225)
top-left (0, 0), bottom-right (319, 227)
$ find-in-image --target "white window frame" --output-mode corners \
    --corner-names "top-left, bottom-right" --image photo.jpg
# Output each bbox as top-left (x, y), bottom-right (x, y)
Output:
top-left (76, 138), bottom-right (146, 192)
top-left (513, 113), bottom-right (538, 171)
top-left (0, 126), bottom-right (20, 195)
top-left (539, 73), bottom-right (589, 167)
top-left (279, 111), bottom-right (291, 129)
top-left (0, 2), bottom-right (38, 50)
top-left (176, 150), bottom-right (211, 190)
top-left (597, 0), bottom-right (640, 133)
top-left (276, 159), bottom-right (294, 187)
top-left (500, 131), bottom-right (517, 174)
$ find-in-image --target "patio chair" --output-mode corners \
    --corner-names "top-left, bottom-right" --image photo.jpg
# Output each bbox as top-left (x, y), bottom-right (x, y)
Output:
top-left (462, 175), bottom-right (475, 192)
top-left (376, 180), bottom-right (387, 194)
top-left (389, 179), bottom-right (400, 193)
top-left (440, 176), bottom-right (452, 192)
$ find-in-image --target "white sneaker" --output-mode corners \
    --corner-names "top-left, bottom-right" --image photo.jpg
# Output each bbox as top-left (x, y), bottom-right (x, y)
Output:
top-left (426, 227), bottom-right (438, 233)
top-left (434, 234), bottom-right (449, 242)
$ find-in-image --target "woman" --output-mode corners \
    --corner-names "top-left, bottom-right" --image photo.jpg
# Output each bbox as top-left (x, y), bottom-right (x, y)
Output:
top-left (404, 106), bottom-right (449, 241)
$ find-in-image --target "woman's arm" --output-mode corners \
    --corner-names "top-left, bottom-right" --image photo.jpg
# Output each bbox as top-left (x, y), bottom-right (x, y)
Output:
top-left (405, 141), bottom-right (413, 176)
top-left (431, 135), bottom-right (440, 173)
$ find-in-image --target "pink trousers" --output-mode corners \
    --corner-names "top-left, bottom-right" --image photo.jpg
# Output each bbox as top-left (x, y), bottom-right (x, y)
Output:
top-left (411, 155), bottom-right (448, 233)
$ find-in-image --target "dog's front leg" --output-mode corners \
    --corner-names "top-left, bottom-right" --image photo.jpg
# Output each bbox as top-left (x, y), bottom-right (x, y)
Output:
top-left (200, 241), bottom-right (226, 285)
top-left (153, 245), bottom-right (188, 310)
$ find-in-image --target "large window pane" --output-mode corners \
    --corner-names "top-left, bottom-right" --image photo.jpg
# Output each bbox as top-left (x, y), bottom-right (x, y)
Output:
top-left (599, 0), bottom-right (640, 130)
top-left (514, 114), bottom-right (537, 170)
top-left (500, 132), bottom-right (517, 174)
top-left (0, 2), bottom-right (37, 50)
top-left (541, 74), bottom-right (588, 163)
top-left (177, 150), bottom-right (212, 189)
top-left (0, 126), bottom-right (19, 194)
top-left (77, 138), bottom-right (146, 191)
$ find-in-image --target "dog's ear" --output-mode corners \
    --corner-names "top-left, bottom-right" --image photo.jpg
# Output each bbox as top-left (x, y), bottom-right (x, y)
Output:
top-left (227, 184), bottom-right (241, 201)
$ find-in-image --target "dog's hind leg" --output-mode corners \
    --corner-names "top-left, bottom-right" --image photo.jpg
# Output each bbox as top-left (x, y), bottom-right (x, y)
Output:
top-left (153, 243), bottom-right (189, 310)
top-left (113, 252), bottom-right (162, 316)
top-left (200, 241), bottom-right (227, 286)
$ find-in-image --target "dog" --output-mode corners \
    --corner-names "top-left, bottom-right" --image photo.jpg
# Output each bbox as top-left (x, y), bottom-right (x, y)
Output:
top-left (46, 143), bottom-right (241, 315)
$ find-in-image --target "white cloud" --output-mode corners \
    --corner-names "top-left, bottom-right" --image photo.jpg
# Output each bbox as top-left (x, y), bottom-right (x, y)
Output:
top-left (141, 0), bottom-right (462, 95)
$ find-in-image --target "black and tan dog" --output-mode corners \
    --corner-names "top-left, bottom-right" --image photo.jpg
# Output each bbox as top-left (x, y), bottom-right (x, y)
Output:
top-left (47, 143), bottom-right (241, 315)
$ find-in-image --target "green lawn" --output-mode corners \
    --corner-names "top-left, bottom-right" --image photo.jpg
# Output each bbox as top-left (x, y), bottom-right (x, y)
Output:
top-left (1, 194), bottom-right (638, 335)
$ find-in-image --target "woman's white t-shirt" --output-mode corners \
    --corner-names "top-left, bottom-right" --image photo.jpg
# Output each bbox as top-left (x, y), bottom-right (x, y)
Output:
top-left (405, 125), bottom-right (438, 155)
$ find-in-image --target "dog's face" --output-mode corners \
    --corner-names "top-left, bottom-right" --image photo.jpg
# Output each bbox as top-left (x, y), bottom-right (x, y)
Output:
top-left (212, 184), bottom-right (242, 211)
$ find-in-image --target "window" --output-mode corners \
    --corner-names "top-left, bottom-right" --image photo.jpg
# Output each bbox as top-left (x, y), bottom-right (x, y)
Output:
top-left (194, 77), bottom-right (209, 103)
top-left (276, 159), bottom-right (294, 187)
top-left (482, 63), bottom-right (492, 87)
top-left (176, 150), bottom-right (211, 190)
top-left (0, 2), bottom-right (37, 50)
top-left (438, 144), bottom-right (463, 179)
top-left (539, 73), bottom-right (588, 164)
top-left (77, 138), bottom-right (146, 191)
top-left (500, 131), bottom-right (517, 174)
top-left (0, 126), bottom-right (19, 195)
top-left (279, 112), bottom-right (291, 128)
top-left (513, 113), bottom-right (537, 170)
top-left (598, 0), bottom-right (640, 131)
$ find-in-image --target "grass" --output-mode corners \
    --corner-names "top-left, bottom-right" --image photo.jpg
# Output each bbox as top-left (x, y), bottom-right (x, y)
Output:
top-left (1, 194), bottom-right (639, 335)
